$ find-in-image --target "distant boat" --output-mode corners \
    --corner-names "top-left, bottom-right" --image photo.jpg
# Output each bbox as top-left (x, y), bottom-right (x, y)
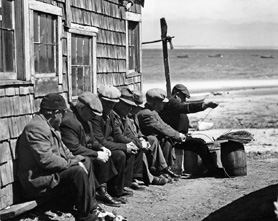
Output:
top-left (260, 55), bottom-right (274, 59)
top-left (177, 55), bottom-right (189, 58)
top-left (208, 54), bottom-right (223, 58)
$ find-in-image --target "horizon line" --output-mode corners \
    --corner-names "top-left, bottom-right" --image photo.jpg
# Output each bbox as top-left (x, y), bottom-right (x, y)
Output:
top-left (142, 46), bottom-right (278, 50)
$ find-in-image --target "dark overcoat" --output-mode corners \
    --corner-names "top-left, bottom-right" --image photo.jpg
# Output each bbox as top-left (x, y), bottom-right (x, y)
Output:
top-left (17, 114), bottom-right (75, 199)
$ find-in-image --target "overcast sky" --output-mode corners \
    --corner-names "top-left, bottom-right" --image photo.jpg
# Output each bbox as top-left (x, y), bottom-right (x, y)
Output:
top-left (141, 0), bottom-right (278, 49)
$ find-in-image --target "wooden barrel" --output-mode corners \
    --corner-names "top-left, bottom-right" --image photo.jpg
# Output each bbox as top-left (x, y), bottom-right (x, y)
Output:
top-left (221, 141), bottom-right (247, 176)
top-left (183, 150), bottom-right (205, 175)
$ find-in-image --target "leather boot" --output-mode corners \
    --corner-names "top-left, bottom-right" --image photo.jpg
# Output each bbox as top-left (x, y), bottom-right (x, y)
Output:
top-left (163, 167), bottom-right (181, 179)
top-left (96, 184), bottom-right (121, 207)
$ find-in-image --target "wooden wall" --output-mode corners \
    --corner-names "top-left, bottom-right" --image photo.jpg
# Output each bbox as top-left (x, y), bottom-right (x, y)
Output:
top-left (0, 83), bottom-right (37, 209)
top-left (0, 0), bottom-right (143, 211)
top-left (70, 0), bottom-right (142, 90)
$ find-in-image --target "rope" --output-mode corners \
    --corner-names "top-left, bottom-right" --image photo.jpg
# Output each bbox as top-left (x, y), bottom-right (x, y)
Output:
top-left (190, 108), bottom-right (214, 134)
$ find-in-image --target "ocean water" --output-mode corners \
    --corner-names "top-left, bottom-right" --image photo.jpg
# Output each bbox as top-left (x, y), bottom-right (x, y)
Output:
top-left (142, 49), bottom-right (278, 83)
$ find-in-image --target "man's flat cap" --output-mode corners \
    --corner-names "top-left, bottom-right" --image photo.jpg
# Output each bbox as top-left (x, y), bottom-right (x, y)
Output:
top-left (172, 84), bottom-right (190, 98)
top-left (146, 88), bottom-right (169, 102)
top-left (133, 90), bottom-right (145, 108)
top-left (40, 93), bottom-right (67, 111)
top-left (97, 85), bottom-right (121, 103)
top-left (120, 88), bottom-right (137, 106)
top-left (78, 92), bottom-right (103, 116)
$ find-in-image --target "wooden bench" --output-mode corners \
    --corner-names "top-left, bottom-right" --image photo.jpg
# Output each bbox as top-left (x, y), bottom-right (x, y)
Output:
top-left (0, 187), bottom-right (69, 220)
top-left (0, 199), bottom-right (47, 220)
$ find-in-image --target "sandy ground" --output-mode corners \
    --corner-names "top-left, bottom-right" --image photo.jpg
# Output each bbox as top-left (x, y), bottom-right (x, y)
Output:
top-left (10, 86), bottom-right (278, 221)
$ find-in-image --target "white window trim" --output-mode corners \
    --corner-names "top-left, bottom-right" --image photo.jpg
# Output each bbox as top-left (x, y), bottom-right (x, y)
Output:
top-left (26, 0), bottom-right (63, 83)
top-left (125, 12), bottom-right (142, 76)
top-left (0, 0), bottom-right (16, 80)
top-left (67, 23), bottom-right (98, 101)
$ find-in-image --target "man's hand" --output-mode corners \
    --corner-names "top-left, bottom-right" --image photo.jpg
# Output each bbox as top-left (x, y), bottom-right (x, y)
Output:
top-left (97, 151), bottom-right (109, 163)
top-left (68, 155), bottom-right (85, 167)
top-left (126, 142), bottom-right (139, 154)
top-left (101, 146), bottom-right (111, 157)
top-left (140, 139), bottom-right (151, 150)
top-left (179, 133), bottom-right (187, 142)
top-left (203, 102), bottom-right (219, 109)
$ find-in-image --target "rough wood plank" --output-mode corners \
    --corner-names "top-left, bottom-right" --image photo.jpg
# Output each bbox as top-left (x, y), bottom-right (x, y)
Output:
top-left (0, 184), bottom-right (13, 210)
top-left (8, 97), bottom-right (15, 116)
top-left (8, 117), bottom-right (18, 139)
top-left (9, 139), bottom-right (17, 160)
top-left (0, 160), bottom-right (14, 187)
top-left (0, 119), bottom-right (10, 141)
top-left (28, 94), bottom-right (34, 114)
top-left (0, 88), bottom-right (5, 97)
top-left (0, 97), bottom-right (9, 117)
top-left (0, 201), bottom-right (38, 220)
top-left (5, 88), bottom-right (16, 96)
top-left (0, 142), bottom-right (11, 164)
top-left (14, 87), bottom-right (20, 95)
top-left (19, 86), bottom-right (30, 95)
top-left (21, 96), bottom-right (30, 114)
top-left (17, 116), bottom-right (26, 137)
top-left (12, 96), bottom-right (20, 116)
top-left (65, 0), bottom-right (72, 28)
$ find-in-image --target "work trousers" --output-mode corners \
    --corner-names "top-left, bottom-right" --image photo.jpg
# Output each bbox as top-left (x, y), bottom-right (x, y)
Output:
top-left (132, 149), bottom-right (144, 181)
top-left (107, 150), bottom-right (126, 197)
top-left (159, 138), bottom-right (175, 166)
top-left (93, 157), bottom-right (118, 187)
top-left (146, 135), bottom-right (168, 171)
top-left (58, 157), bottom-right (97, 218)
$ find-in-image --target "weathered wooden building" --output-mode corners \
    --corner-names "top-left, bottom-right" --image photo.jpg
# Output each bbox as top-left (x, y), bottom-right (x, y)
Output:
top-left (0, 0), bottom-right (144, 216)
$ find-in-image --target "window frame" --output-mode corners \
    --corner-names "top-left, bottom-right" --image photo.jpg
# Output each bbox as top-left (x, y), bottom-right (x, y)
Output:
top-left (27, 0), bottom-right (62, 83)
top-left (67, 23), bottom-right (98, 101)
top-left (125, 12), bottom-right (142, 77)
top-left (0, 0), bottom-right (16, 80)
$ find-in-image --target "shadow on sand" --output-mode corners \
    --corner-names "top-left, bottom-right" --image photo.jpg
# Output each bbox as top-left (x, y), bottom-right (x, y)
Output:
top-left (203, 184), bottom-right (278, 221)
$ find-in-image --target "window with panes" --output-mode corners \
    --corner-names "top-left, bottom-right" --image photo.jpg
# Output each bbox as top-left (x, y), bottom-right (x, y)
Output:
top-left (33, 11), bottom-right (56, 74)
top-left (71, 34), bottom-right (92, 97)
top-left (0, 0), bottom-right (16, 79)
top-left (128, 20), bottom-right (140, 74)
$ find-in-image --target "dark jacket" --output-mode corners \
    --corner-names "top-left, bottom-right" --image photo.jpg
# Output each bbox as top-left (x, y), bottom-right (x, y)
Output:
top-left (60, 107), bottom-right (101, 158)
top-left (137, 103), bottom-right (181, 141)
top-left (127, 114), bottom-right (145, 139)
top-left (112, 110), bottom-right (142, 149)
top-left (91, 112), bottom-right (127, 152)
top-left (17, 114), bottom-right (77, 199)
top-left (159, 98), bottom-right (204, 133)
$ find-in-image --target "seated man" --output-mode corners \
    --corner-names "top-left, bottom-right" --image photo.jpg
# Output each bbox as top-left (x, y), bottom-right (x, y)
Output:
top-left (159, 84), bottom-right (225, 176)
top-left (16, 93), bottom-right (112, 221)
top-left (137, 88), bottom-right (220, 178)
top-left (60, 91), bottom-right (122, 207)
top-left (91, 85), bottom-right (135, 200)
top-left (159, 84), bottom-right (218, 134)
top-left (113, 88), bottom-right (168, 186)
top-left (129, 89), bottom-right (180, 180)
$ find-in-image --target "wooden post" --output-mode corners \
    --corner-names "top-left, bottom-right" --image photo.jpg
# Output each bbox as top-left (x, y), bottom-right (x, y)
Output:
top-left (160, 18), bottom-right (171, 97)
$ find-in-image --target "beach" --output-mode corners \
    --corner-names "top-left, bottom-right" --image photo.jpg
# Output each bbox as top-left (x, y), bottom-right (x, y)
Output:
top-left (142, 78), bottom-right (278, 94)
top-left (146, 81), bottom-right (278, 153)
top-left (12, 47), bottom-right (278, 221)
top-left (13, 81), bottom-right (278, 221)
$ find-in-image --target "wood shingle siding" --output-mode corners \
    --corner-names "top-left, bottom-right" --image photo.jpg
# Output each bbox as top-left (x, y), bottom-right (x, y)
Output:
top-left (0, 0), bottom-right (143, 217)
